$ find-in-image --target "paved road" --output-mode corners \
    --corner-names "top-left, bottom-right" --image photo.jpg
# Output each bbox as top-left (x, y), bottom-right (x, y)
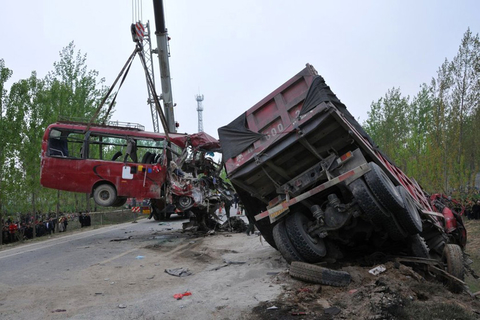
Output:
top-left (0, 214), bottom-right (283, 320)
top-left (0, 217), bottom-right (185, 286)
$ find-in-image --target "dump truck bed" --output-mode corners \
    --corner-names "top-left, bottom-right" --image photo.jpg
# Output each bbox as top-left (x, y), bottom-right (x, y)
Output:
top-left (219, 64), bottom-right (430, 212)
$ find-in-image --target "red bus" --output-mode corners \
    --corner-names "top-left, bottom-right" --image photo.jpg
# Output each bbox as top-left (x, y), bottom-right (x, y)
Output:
top-left (40, 121), bottom-right (188, 207)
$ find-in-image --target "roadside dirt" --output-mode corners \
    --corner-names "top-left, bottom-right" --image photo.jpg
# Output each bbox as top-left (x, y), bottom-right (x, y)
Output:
top-left (250, 261), bottom-right (480, 320)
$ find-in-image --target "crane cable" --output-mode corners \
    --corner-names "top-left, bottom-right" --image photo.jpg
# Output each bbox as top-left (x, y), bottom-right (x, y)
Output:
top-left (86, 47), bottom-right (137, 132)
top-left (136, 45), bottom-right (171, 140)
top-left (86, 43), bottom-right (171, 141)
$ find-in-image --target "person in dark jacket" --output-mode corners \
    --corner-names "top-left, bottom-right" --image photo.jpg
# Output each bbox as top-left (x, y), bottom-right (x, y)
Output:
top-left (84, 213), bottom-right (91, 227)
top-left (472, 201), bottom-right (480, 220)
top-left (79, 212), bottom-right (84, 228)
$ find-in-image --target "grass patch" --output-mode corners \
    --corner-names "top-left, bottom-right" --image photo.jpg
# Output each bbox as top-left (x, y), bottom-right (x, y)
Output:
top-left (392, 301), bottom-right (477, 320)
top-left (464, 220), bottom-right (480, 292)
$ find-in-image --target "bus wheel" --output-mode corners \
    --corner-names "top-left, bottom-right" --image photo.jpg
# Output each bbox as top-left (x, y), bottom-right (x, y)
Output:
top-left (93, 184), bottom-right (117, 207)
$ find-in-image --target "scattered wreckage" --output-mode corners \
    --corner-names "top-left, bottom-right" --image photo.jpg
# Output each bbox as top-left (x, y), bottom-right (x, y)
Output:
top-left (149, 131), bottom-right (235, 230)
top-left (218, 64), bottom-right (468, 290)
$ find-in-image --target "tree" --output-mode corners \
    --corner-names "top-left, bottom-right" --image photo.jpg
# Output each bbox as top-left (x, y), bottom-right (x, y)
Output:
top-left (364, 88), bottom-right (410, 168)
top-left (47, 41), bottom-right (109, 121)
top-left (364, 28), bottom-right (480, 195)
top-left (0, 42), bottom-right (111, 216)
top-left (0, 59), bottom-right (13, 244)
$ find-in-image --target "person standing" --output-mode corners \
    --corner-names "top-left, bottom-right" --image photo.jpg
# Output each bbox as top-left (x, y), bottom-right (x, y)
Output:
top-left (246, 214), bottom-right (255, 236)
top-left (472, 200), bottom-right (480, 220)
top-left (58, 217), bottom-right (65, 232)
top-left (234, 193), bottom-right (239, 210)
top-left (85, 213), bottom-right (91, 227)
top-left (79, 212), bottom-right (84, 228)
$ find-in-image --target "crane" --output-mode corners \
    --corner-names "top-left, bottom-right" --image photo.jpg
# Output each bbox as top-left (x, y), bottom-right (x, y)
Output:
top-left (152, 0), bottom-right (176, 133)
top-left (132, 0), bottom-right (176, 133)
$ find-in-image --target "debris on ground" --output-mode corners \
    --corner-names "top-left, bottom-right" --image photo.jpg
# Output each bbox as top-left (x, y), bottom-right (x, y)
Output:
top-left (209, 259), bottom-right (247, 271)
top-left (369, 264), bottom-right (387, 276)
top-left (250, 261), bottom-right (480, 320)
top-left (165, 267), bottom-right (192, 277)
top-left (51, 309), bottom-right (67, 313)
top-left (173, 291), bottom-right (192, 300)
top-left (219, 216), bottom-right (248, 233)
top-left (110, 236), bottom-right (133, 242)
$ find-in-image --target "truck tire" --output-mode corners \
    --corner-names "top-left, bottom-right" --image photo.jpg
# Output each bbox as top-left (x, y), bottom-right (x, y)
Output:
top-left (350, 178), bottom-right (407, 241)
top-left (286, 212), bottom-right (326, 263)
top-left (289, 261), bottom-right (351, 287)
top-left (443, 244), bottom-right (465, 293)
top-left (396, 186), bottom-right (422, 235)
top-left (273, 220), bottom-right (305, 263)
top-left (93, 184), bottom-right (117, 207)
top-left (409, 234), bottom-right (429, 258)
top-left (364, 162), bottom-right (404, 213)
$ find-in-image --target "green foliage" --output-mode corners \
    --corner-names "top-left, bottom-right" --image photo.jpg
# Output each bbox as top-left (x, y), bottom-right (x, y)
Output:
top-left (0, 42), bottom-right (109, 215)
top-left (364, 28), bottom-right (480, 194)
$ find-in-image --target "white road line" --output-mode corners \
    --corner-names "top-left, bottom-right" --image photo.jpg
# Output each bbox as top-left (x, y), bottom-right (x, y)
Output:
top-left (0, 220), bottom-right (141, 260)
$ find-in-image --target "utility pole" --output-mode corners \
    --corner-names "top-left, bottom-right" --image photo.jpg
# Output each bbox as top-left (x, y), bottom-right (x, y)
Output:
top-left (152, 0), bottom-right (176, 133)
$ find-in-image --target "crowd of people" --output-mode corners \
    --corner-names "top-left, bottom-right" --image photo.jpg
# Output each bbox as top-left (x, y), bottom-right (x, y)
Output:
top-left (1, 212), bottom-right (91, 245)
top-left (466, 200), bottom-right (480, 220)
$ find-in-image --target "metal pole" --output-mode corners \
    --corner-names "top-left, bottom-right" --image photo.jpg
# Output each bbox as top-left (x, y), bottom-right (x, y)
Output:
top-left (152, 0), bottom-right (175, 133)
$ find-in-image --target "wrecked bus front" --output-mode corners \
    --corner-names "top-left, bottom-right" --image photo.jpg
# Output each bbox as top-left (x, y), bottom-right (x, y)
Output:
top-left (218, 64), bottom-right (466, 266)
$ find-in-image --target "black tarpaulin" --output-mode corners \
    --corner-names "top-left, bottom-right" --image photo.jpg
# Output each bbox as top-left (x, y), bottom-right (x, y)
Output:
top-left (218, 113), bottom-right (265, 160)
top-left (301, 75), bottom-right (378, 150)
top-left (300, 75), bottom-right (345, 116)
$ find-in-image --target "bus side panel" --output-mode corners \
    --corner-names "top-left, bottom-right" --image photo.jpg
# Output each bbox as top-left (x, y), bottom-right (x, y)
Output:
top-left (40, 156), bottom-right (86, 192)
top-left (41, 156), bottom-right (166, 198)
top-left (77, 160), bottom-right (166, 198)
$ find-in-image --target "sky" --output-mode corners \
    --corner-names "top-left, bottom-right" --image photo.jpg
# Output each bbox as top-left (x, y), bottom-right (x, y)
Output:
top-left (1, 0), bottom-right (480, 139)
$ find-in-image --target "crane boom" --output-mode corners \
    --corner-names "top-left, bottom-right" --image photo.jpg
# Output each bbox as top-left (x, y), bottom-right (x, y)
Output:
top-left (152, 0), bottom-right (176, 133)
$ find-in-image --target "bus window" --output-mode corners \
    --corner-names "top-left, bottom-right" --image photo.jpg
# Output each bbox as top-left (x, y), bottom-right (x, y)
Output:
top-left (88, 134), bottom-right (127, 161)
top-left (48, 129), bottom-right (84, 158)
top-left (137, 139), bottom-right (165, 164)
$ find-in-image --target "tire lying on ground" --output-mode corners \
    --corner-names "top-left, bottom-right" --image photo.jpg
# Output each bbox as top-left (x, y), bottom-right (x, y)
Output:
top-left (443, 243), bottom-right (465, 293)
top-left (286, 212), bottom-right (326, 263)
top-left (273, 220), bottom-right (305, 263)
top-left (396, 186), bottom-right (423, 235)
top-left (290, 261), bottom-right (351, 287)
top-left (364, 162), bottom-right (404, 213)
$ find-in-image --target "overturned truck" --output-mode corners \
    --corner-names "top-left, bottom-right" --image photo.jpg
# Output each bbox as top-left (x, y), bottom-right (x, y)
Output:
top-left (219, 64), bottom-right (467, 281)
